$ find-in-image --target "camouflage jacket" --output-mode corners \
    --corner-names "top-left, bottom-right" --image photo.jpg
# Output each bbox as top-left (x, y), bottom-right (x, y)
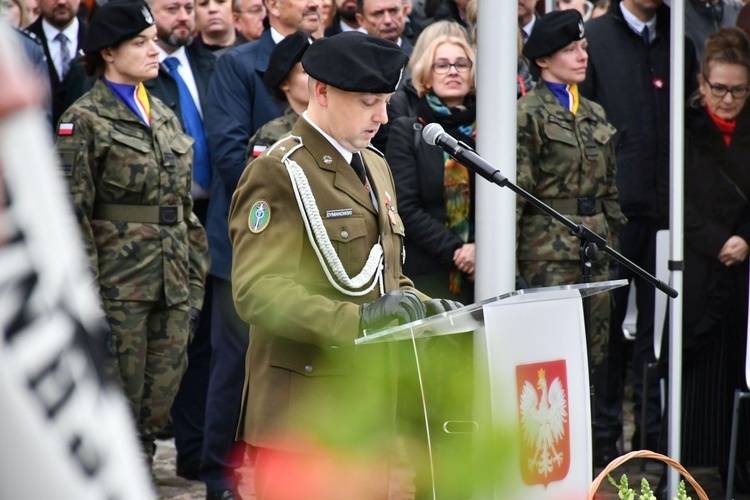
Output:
top-left (245, 106), bottom-right (299, 164)
top-left (516, 81), bottom-right (627, 261)
top-left (55, 79), bottom-right (209, 309)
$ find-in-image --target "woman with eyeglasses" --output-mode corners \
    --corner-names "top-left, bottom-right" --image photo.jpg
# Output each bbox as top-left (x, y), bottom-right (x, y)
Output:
top-left (516, 10), bottom-right (625, 390)
top-left (679, 26), bottom-right (750, 485)
top-left (386, 34), bottom-right (476, 305)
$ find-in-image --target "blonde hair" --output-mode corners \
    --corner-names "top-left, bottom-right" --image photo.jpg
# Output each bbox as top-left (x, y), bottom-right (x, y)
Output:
top-left (411, 35), bottom-right (476, 98)
top-left (408, 20), bottom-right (469, 72)
top-left (8, 0), bottom-right (30, 28)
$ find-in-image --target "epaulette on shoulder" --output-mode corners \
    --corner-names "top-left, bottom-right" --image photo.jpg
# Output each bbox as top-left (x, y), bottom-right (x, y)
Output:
top-left (264, 134), bottom-right (303, 161)
top-left (365, 143), bottom-right (385, 158)
top-left (16, 27), bottom-right (42, 45)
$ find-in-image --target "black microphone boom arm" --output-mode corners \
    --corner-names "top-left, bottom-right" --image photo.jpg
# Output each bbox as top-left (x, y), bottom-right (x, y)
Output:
top-left (420, 123), bottom-right (678, 299)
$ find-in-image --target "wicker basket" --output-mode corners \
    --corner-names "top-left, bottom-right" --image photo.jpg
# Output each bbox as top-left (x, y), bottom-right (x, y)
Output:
top-left (587, 450), bottom-right (709, 500)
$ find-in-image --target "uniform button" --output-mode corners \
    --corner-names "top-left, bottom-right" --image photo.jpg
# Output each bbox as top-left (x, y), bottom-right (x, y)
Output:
top-left (341, 230), bottom-right (349, 239)
top-left (304, 364), bottom-right (313, 373)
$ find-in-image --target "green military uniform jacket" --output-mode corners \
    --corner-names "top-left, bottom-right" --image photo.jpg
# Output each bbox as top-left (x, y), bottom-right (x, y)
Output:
top-left (516, 81), bottom-right (627, 262)
top-left (56, 79), bottom-right (209, 309)
top-left (245, 106), bottom-right (299, 163)
top-left (229, 116), bottom-right (425, 450)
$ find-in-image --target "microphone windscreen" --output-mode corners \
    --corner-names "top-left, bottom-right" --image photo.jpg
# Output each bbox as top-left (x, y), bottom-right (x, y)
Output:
top-left (422, 122), bottom-right (444, 146)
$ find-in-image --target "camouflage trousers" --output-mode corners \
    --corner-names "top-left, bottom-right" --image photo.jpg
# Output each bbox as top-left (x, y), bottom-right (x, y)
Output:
top-left (103, 298), bottom-right (190, 460)
top-left (518, 259), bottom-right (611, 368)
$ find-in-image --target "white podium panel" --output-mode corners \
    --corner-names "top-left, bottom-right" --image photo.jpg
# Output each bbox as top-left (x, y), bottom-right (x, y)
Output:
top-left (357, 280), bottom-right (627, 499)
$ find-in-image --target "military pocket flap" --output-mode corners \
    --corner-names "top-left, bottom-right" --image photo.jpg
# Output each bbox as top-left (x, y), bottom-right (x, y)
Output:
top-left (323, 216), bottom-right (367, 243)
top-left (111, 130), bottom-right (151, 153)
top-left (592, 122), bottom-right (616, 145)
top-left (543, 122), bottom-right (578, 147)
top-left (170, 133), bottom-right (194, 154)
top-left (270, 342), bottom-right (344, 377)
top-left (58, 147), bottom-right (78, 176)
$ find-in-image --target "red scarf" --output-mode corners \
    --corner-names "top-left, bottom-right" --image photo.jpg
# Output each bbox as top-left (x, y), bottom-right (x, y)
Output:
top-left (705, 105), bottom-right (736, 146)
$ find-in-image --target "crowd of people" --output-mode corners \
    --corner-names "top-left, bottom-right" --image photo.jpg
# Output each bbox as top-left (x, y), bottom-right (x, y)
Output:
top-left (4, 0), bottom-right (750, 498)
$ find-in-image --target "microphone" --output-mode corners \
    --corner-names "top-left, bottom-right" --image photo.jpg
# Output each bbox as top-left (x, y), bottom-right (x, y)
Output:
top-left (421, 123), bottom-right (507, 185)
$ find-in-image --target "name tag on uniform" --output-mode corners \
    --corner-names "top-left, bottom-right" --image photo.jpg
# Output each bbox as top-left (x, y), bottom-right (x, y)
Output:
top-left (326, 208), bottom-right (353, 218)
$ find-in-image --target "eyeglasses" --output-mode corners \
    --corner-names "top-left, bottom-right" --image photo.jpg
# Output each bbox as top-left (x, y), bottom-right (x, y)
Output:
top-left (703, 77), bottom-right (750, 99)
top-left (431, 59), bottom-right (473, 74)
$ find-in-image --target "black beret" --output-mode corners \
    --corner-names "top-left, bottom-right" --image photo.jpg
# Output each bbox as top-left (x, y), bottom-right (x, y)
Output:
top-left (264, 31), bottom-right (313, 90)
top-left (523, 10), bottom-right (585, 61)
top-left (301, 31), bottom-right (409, 94)
top-left (82, 0), bottom-right (155, 54)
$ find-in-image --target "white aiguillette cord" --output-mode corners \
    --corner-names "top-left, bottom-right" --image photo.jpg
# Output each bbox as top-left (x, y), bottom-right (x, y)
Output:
top-left (284, 156), bottom-right (384, 297)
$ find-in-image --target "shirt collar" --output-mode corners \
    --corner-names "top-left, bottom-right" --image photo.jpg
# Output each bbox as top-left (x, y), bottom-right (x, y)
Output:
top-left (270, 27), bottom-right (286, 44)
top-left (301, 111), bottom-right (355, 163)
top-left (522, 14), bottom-right (536, 39)
top-left (158, 45), bottom-right (188, 65)
top-left (620, 1), bottom-right (657, 39)
top-left (42, 17), bottom-right (79, 51)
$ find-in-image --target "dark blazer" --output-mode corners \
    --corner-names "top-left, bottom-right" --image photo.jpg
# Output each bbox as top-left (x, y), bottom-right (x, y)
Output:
top-left (27, 17), bottom-right (91, 128)
top-left (204, 29), bottom-right (285, 280)
top-left (385, 115), bottom-right (475, 301)
top-left (143, 43), bottom-right (216, 125)
top-left (683, 104), bottom-right (750, 351)
top-left (579, 0), bottom-right (698, 221)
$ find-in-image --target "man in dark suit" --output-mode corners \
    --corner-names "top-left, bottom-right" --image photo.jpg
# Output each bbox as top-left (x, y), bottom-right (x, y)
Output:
top-left (202, 0), bottom-right (320, 497)
top-left (27, 0), bottom-right (89, 128)
top-left (356, 0), bottom-right (413, 54)
top-left (324, 0), bottom-right (361, 36)
top-left (142, 0), bottom-right (217, 488)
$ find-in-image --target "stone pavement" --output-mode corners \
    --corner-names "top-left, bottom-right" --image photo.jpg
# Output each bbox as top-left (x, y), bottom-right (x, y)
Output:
top-left (153, 436), bottom-right (750, 499)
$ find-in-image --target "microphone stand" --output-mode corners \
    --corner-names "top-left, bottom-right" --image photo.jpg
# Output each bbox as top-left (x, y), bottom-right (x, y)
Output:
top-left (444, 138), bottom-right (678, 300)
top-left (440, 139), bottom-right (678, 467)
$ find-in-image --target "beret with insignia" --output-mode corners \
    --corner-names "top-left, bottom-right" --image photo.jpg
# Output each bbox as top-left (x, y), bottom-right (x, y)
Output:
top-left (523, 10), bottom-right (585, 61)
top-left (264, 31), bottom-right (313, 90)
top-left (82, 0), bottom-right (155, 54)
top-left (302, 31), bottom-right (409, 94)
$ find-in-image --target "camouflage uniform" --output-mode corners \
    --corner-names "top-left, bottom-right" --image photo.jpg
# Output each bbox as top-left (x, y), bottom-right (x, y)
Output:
top-left (55, 79), bottom-right (210, 456)
top-left (245, 106), bottom-right (300, 163)
top-left (516, 81), bottom-right (626, 367)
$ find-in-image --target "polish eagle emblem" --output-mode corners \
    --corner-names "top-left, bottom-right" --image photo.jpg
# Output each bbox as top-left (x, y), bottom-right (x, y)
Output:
top-left (519, 366), bottom-right (569, 481)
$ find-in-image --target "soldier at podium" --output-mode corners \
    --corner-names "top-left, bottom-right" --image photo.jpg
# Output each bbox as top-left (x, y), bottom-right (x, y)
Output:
top-left (228, 32), bottom-right (461, 499)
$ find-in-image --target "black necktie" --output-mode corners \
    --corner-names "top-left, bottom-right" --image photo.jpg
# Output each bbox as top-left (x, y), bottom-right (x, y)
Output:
top-left (641, 26), bottom-right (650, 46)
top-left (350, 153), bottom-right (366, 185)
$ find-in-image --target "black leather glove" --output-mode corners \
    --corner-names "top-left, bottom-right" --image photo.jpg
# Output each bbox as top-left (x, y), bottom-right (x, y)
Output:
top-left (515, 275), bottom-right (530, 290)
top-left (359, 290), bottom-right (426, 333)
top-left (423, 298), bottom-right (464, 317)
top-left (189, 307), bottom-right (201, 342)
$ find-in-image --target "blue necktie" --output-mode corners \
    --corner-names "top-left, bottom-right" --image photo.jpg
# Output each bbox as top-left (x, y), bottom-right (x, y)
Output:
top-left (163, 57), bottom-right (211, 190)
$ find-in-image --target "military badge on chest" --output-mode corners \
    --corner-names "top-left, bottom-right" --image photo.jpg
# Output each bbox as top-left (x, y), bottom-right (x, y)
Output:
top-left (248, 200), bottom-right (271, 233)
top-left (384, 191), bottom-right (398, 226)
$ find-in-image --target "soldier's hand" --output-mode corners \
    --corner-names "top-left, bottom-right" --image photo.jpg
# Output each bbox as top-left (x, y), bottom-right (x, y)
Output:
top-left (423, 298), bottom-right (464, 317)
top-left (515, 275), bottom-right (529, 290)
top-left (359, 290), bottom-right (426, 334)
top-left (189, 307), bottom-right (200, 342)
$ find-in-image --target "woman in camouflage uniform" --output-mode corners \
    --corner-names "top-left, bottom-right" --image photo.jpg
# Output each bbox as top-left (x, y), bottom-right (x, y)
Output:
top-left (54, 0), bottom-right (209, 465)
top-left (516, 10), bottom-right (626, 371)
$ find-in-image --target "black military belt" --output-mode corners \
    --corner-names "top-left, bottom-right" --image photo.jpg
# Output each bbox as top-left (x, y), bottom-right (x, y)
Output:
top-left (93, 203), bottom-right (183, 225)
top-left (525, 198), bottom-right (602, 216)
